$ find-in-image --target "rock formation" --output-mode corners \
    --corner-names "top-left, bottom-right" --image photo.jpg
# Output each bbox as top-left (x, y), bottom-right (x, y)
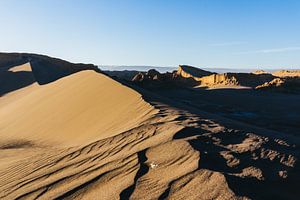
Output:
top-left (256, 77), bottom-right (300, 93)
top-left (104, 70), bottom-right (141, 81)
top-left (132, 68), bottom-right (198, 88)
top-left (252, 70), bottom-right (269, 75)
top-left (272, 70), bottom-right (300, 77)
top-left (109, 64), bottom-right (300, 93)
top-left (176, 65), bottom-right (214, 81)
top-left (198, 73), bottom-right (276, 88)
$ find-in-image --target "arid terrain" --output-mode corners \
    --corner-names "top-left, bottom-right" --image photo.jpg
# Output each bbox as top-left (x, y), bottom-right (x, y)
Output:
top-left (0, 53), bottom-right (299, 200)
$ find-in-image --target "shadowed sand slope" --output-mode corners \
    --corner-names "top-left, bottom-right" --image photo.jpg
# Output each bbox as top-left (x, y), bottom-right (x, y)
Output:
top-left (0, 63), bottom-right (40, 109)
top-left (0, 63), bottom-right (36, 96)
top-left (0, 70), bottom-right (157, 146)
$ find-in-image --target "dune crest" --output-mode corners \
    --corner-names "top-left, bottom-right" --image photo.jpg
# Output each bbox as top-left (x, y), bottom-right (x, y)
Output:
top-left (0, 70), bottom-right (157, 146)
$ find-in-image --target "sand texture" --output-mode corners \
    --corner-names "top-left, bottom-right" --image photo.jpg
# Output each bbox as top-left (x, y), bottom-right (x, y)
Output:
top-left (0, 62), bottom-right (299, 199)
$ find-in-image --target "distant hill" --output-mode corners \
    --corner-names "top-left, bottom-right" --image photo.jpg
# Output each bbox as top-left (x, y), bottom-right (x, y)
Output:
top-left (198, 73), bottom-right (276, 88)
top-left (0, 53), bottom-right (99, 84)
top-left (0, 53), bottom-right (100, 96)
top-left (104, 70), bottom-right (141, 81)
top-left (272, 70), bottom-right (300, 77)
top-left (100, 65), bottom-right (177, 73)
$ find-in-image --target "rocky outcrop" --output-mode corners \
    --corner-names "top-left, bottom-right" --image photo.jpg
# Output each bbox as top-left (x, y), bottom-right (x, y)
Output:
top-left (111, 64), bottom-right (300, 92)
top-left (272, 70), bottom-right (300, 77)
top-left (130, 66), bottom-right (277, 89)
top-left (198, 73), bottom-right (276, 88)
top-left (0, 53), bottom-right (100, 84)
top-left (252, 70), bottom-right (269, 75)
top-left (132, 69), bottom-right (198, 88)
top-left (256, 77), bottom-right (300, 93)
top-left (104, 70), bottom-right (141, 81)
top-left (130, 65), bottom-right (216, 89)
top-left (176, 65), bottom-right (214, 81)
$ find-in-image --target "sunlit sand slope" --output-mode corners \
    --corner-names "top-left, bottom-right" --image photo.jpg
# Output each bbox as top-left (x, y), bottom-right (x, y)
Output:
top-left (0, 70), bottom-right (156, 146)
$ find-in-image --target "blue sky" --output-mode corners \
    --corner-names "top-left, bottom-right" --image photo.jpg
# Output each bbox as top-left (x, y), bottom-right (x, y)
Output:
top-left (0, 0), bottom-right (300, 69)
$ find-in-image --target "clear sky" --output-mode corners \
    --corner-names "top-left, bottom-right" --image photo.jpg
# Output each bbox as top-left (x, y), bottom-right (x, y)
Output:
top-left (1, 0), bottom-right (300, 69)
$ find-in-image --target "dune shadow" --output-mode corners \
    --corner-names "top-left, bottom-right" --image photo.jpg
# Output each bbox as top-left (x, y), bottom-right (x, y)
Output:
top-left (121, 82), bottom-right (300, 199)
top-left (149, 87), bottom-right (300, 136)
top-left (172, 126), bottom-right (299, 199)
top-left (0, 140), bottom-right (35, 149)
top-left (120, 149), bottom-right (149, 199)
top-left (0, 67), bottom-right (35, 96)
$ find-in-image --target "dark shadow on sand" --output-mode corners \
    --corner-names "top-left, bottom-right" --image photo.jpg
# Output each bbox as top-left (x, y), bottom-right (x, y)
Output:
top-left (0, 67), bottom-right (35, 96)
top-left (117, 80), bottom-right (300, 200)
top-left (120, 149), bottom-right (149, 199)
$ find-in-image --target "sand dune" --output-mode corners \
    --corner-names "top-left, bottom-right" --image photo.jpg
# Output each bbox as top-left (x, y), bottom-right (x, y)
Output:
top-left (0, 61), bottom-right (299, 199)
top-left (0, 66), bottom-right (239, 199)
top-left (0, 70), bottom-right (156, 146)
